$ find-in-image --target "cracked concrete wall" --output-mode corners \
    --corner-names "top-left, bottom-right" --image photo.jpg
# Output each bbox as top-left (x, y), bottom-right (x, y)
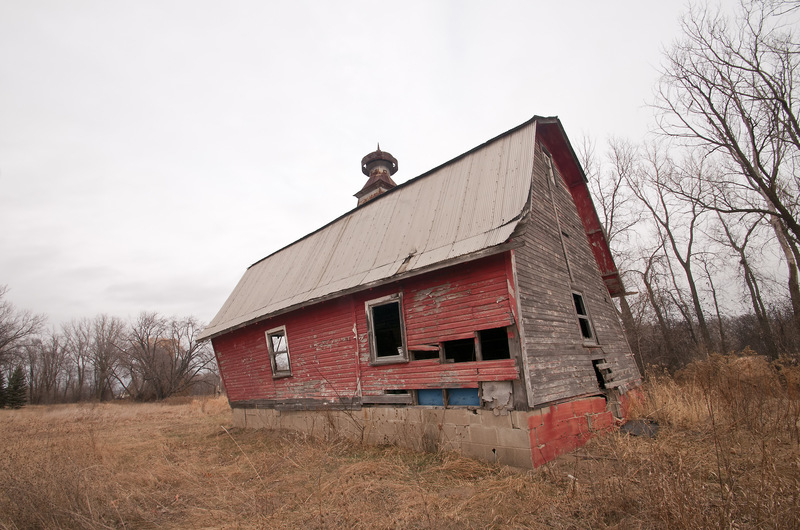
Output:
top-left (231, 393), bottom-right (625, 469)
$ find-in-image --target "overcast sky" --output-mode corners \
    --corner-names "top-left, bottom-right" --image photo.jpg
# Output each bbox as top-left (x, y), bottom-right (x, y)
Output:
top-left (0, 1), bottom-right (738, 327)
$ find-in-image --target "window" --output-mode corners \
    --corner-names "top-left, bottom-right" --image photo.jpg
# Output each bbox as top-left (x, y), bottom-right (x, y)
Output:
top-left (572, 293), bottom-right (595, 342)
top-left (266, 326), bottom-right (292, 378)
top-left (410, 348), bottom-right (439, 361)
top-left (477, 327), bottom-right (511, 360)
top-left (443, 338), bottom-right (475, 363)
top-left (366, 294), bottom-right (407, 364)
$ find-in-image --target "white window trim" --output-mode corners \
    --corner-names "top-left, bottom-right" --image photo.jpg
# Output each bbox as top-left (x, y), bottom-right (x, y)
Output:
top-left (365, 293), bottom-right (408, 365)
top-left (265, 325), bottom-right (292, 378)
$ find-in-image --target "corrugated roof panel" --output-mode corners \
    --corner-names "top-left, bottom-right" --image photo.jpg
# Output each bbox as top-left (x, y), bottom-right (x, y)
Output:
top-left (199, 120), bottom-right (538, 339)
top-left (315, 217), bottom-right (358, 288)
top-left (366, 191), bottom-right (406, 271)
top-left (397, 172), bottom-right (442, 254)
top-left (428, 159), bottom-right (471, 251)
top-left (496, 133), bottom-right (529, 226)
top-left (295, 217), bottom-right (350, 293)
top-left (348, 203), bottom-right (392, 274)
top-left (463, 138), bottom-right (499, 238)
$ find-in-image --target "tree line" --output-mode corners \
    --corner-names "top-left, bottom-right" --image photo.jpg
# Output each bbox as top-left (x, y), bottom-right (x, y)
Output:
top-left (585, 0), bottom-right (800, 370)
top-left (0, 285), bottom-right (217, 405)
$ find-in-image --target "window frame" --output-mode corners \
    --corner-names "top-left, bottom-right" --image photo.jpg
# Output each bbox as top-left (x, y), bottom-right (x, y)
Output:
top-left (572, 292), bottom-right (597, 344)
top-left (265, 325), bottom-right (292, 378)
top-left (365, 293), bottom-right (408, 365)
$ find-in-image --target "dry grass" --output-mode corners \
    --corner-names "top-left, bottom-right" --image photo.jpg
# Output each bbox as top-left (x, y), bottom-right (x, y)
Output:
top-left (1, 352), bottom-right (799, 529)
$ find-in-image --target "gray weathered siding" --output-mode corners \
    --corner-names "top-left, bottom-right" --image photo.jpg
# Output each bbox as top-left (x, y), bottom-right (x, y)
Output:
top-left (514, 142), bottom-right (639, 406)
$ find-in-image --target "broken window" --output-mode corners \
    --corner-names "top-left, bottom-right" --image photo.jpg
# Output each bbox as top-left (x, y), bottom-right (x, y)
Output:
top-left (443, 338), bottom-right (475, 363)
top-left (572, 292), bottom-right (596, 342)
top-left (477, 327), bottom-right (511, 360)
top-left (266, 326), bottom-right (292, 378)
top-left (592, 359), bottom-right (608, 390)
top-left (410, 348), bottom-right (439, 361)
top-left (366, 294), bottom-right (407, 364)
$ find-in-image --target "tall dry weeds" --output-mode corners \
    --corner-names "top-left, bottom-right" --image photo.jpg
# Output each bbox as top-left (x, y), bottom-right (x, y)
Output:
top-left (553, 351), bottom-right (800, 529)
top-left (1, 358), bottom-right (798, 529)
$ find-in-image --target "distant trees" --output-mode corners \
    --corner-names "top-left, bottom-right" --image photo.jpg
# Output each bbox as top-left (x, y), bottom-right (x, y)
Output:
top-left (0, 297), bottom-right (218, 405)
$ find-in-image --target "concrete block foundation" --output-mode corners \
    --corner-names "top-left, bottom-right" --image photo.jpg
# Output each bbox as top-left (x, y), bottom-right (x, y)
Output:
top-left (232, 395), bottom-right (621, 469)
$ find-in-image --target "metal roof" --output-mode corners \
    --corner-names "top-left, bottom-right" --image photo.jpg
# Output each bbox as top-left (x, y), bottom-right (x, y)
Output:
top-left (199, 119), bottom-right (539, 340)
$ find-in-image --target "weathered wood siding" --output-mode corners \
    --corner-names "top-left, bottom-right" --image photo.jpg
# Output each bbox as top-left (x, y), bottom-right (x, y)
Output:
top-left (213, 253), bottom-right (520, 406)
top-left (513, 140), bottom-right (639, 406)
top-left (213, 296), bottom-right (359, 405)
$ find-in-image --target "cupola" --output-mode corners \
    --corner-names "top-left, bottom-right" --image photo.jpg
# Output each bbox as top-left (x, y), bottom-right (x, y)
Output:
top-left (355, 144), bottom-right (398, 206)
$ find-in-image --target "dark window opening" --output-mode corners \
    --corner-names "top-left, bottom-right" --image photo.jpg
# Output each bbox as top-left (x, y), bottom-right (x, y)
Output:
top-left (410, 349), bottom-right (439, 360)
top-left (443, 338), bottom-right (475, 363)
top-left (372, 301), bottom-right (404, 358)
top-left (573, 293), bottom-right (595, 341)
top-left (385, 389), bottom-right (409, 395)
top-left (478, 328), bottom-right (511, 360)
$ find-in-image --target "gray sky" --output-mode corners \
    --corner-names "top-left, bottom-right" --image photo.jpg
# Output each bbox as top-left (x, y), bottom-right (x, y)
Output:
top-left (0, 1), bottom-right (728, 327)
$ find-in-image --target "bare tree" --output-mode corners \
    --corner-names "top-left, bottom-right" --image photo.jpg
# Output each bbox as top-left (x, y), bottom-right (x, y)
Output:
top-left (24, 329), bottom-right (68, 404)
top-left (640, 244), bottom-right (677, 356)
top-left (0, 285), bottom-right (45, 368)
top-left (62, 318), bottom-right (92, 401)
top-left (627, 147), bottom-right (715, 351)
top-left (699, 252), bottom-right (729, 352)
top-left (91, 314), bottom-right (125, 400)
top-left (121, 312), bottom-right (214, 400)
top-left (580, 136), bottom-right (645, 372)
top-left (657, 0), bottom-right (800, 329)
top-left (717, 212), bottom-right (781, 355)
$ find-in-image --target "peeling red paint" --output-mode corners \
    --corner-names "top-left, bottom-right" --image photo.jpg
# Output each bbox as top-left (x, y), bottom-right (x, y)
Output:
top-left (527, 396), bottom-right (617, 467)
top-left (213, 253), bottom-right (518, 404)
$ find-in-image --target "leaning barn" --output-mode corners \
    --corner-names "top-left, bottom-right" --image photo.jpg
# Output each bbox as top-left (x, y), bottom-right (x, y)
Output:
top-left (200, 116), bottom-right (641, 468)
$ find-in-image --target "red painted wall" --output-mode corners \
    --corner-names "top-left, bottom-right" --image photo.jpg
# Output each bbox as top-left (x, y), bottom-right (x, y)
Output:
top-left (528, 396), bottom-right (616, 467)
top-left (213, 253), bottom-right (520, 405)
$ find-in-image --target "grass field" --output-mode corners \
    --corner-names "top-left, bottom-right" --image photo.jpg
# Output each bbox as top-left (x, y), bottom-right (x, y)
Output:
top-left (1, 353), bottom-right (799, 529)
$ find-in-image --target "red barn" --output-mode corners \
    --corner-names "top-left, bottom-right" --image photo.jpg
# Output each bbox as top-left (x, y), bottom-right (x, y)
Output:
top-left (200, 116), bottom-right (641, 468)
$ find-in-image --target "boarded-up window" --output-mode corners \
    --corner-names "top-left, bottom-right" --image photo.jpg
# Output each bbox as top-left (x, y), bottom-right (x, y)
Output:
top-left (367, 295), bottom-right (408, 364)
top-left (417, 388), bottom-right (479, 407)
top-left (266, 326), bottom-right (292, 378)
